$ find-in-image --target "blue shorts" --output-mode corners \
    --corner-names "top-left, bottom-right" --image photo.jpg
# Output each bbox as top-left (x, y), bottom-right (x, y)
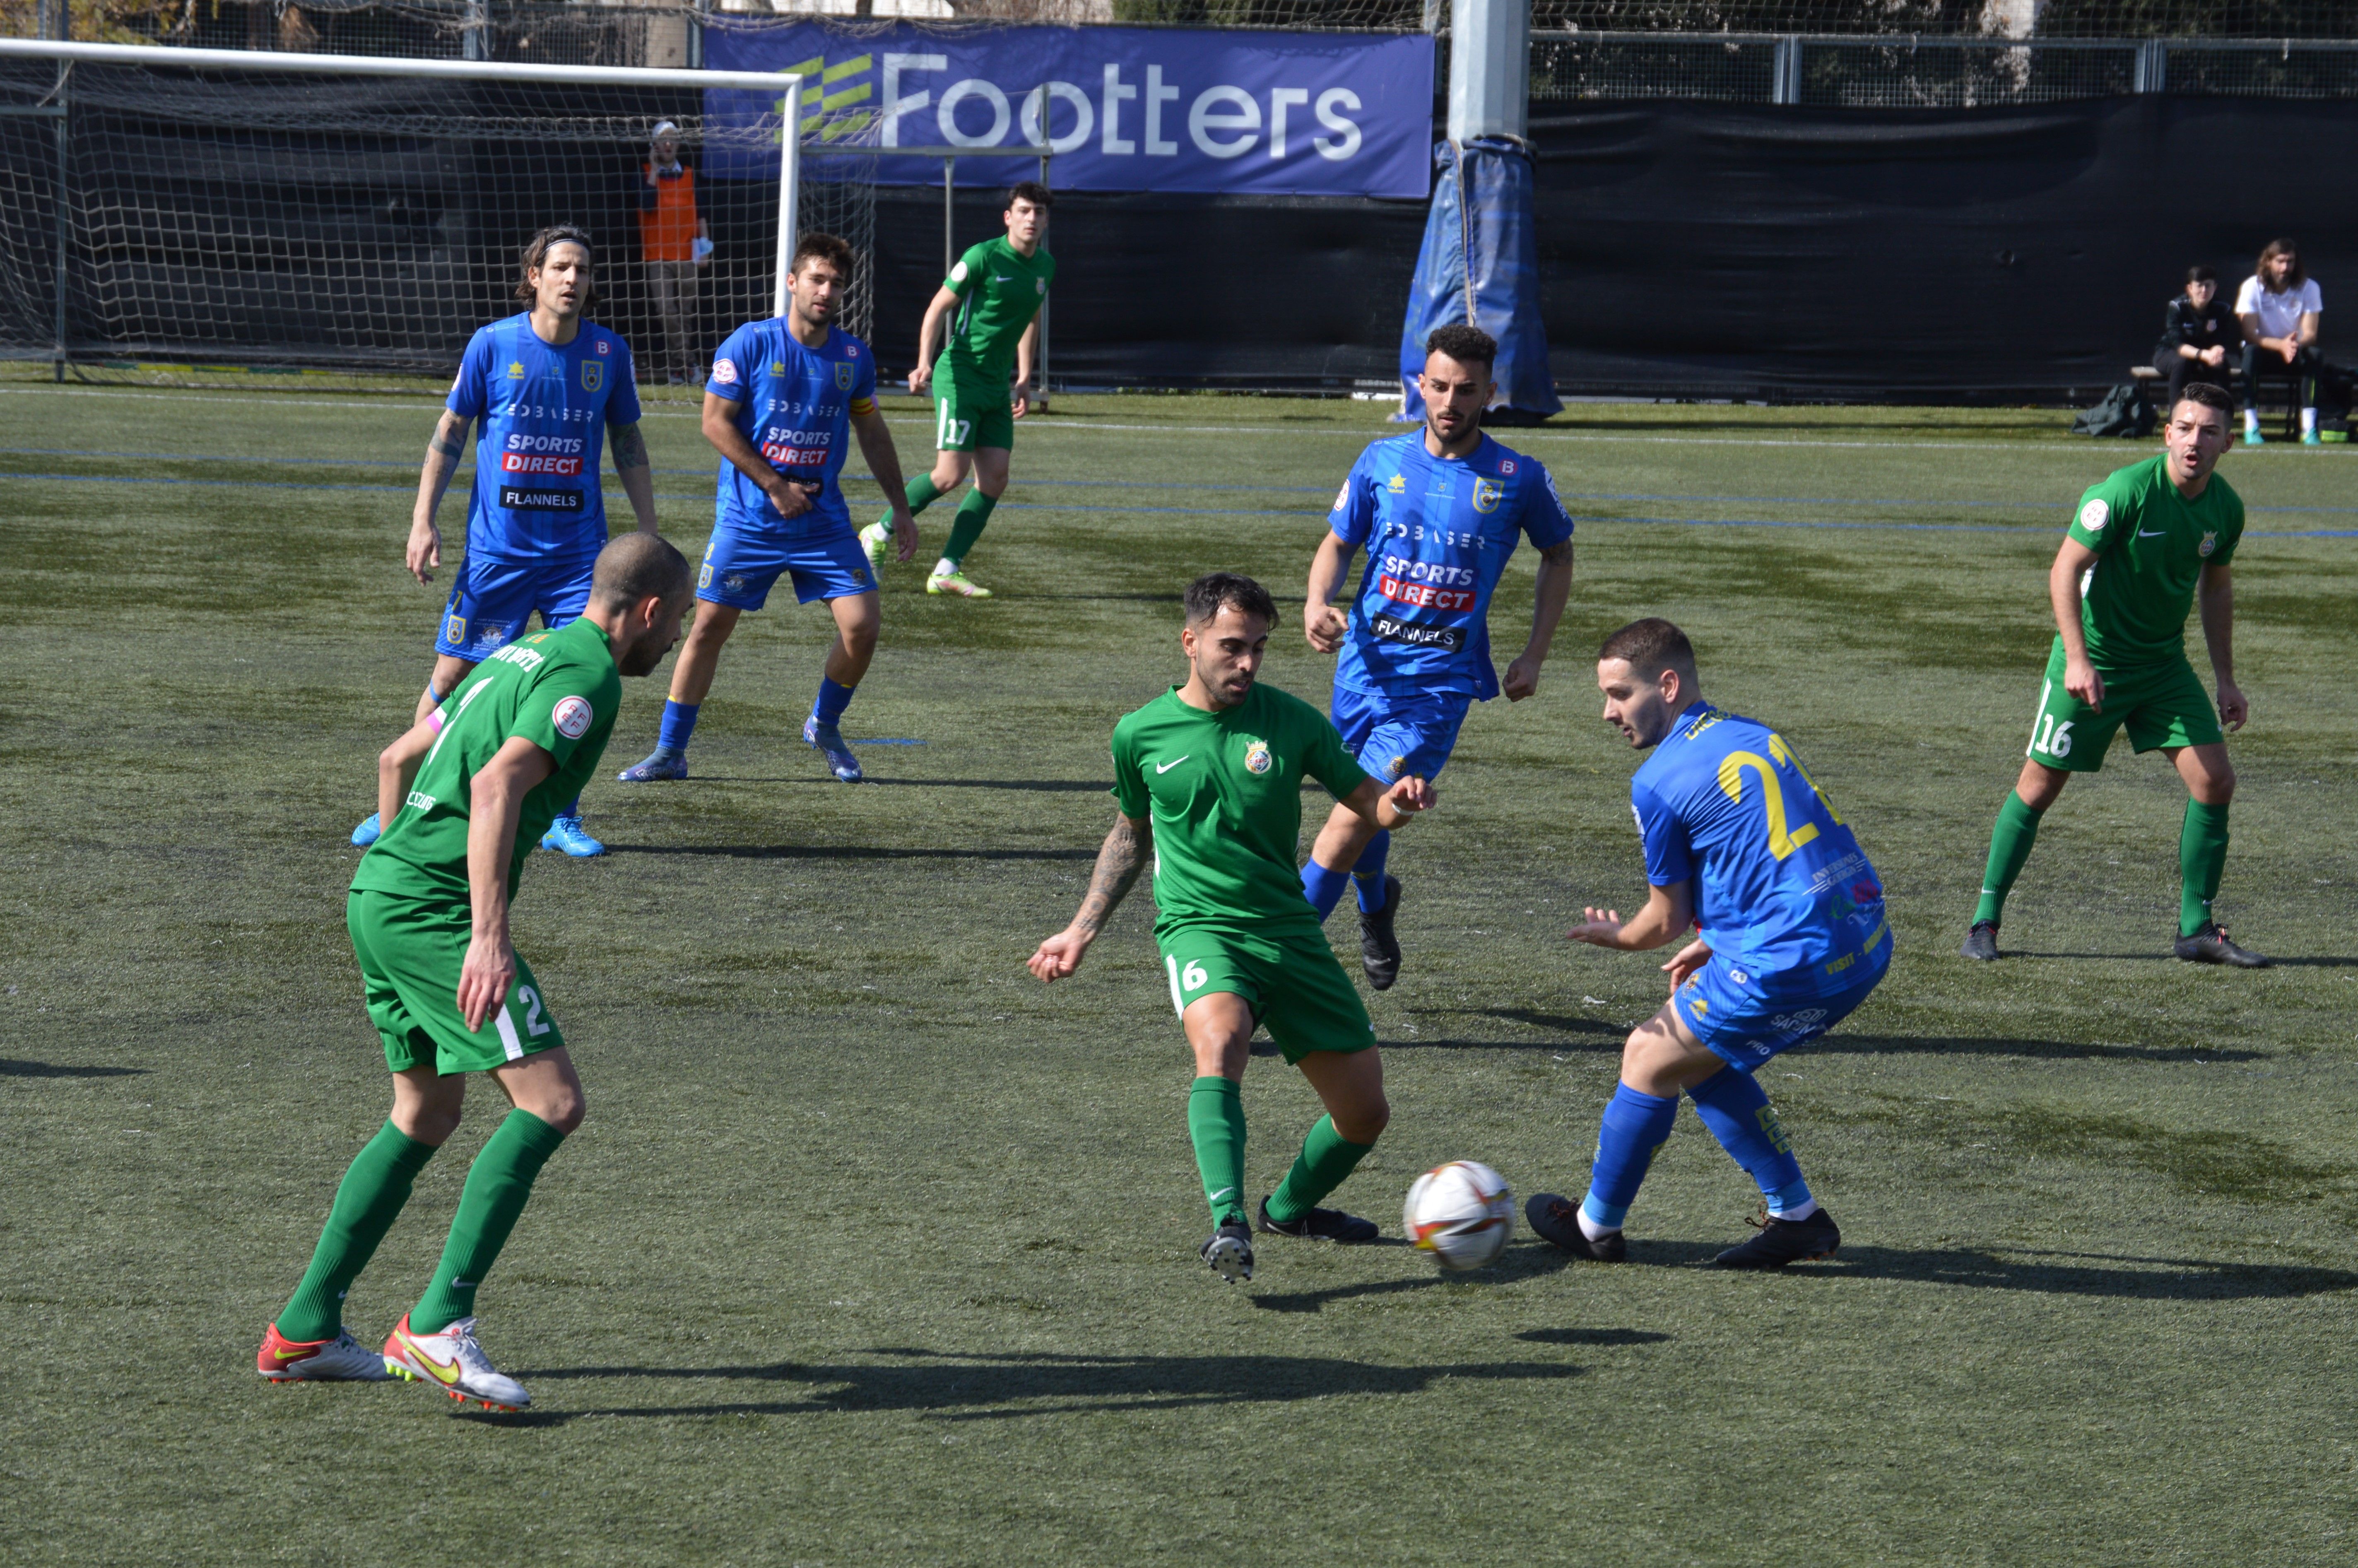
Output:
top-left (435, 548), bottom-right (596, 659)
top-left (1330, 685), bottom-right (1472, 783)
top-left (697, 527), bottom-right (874, 611)
top-left (1674, 926), bottom-right (1892, 1073)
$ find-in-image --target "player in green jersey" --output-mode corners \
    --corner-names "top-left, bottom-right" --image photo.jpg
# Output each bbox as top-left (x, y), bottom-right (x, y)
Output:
top-left (1028, 573), bottom-right (1436, 1283)
top-left (1964, 382), bottom-right (2269, 967)
top-left (859, 182), bottom-right (1053, 600)
top-left (257, 533), bottom-right (691, 1410)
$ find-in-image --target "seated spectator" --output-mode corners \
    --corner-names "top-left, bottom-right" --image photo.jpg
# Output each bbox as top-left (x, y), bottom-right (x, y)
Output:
top-left (2154, 265), bottom-right (2234, 411)
top-left (2236, 238), bottom-right (2324, 445)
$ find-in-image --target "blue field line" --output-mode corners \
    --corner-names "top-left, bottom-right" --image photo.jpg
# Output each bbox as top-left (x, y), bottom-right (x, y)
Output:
top-left (6, 470), bottom-right (2353, 538)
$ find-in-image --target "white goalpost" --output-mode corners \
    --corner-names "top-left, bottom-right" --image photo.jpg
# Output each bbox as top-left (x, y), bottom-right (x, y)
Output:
top-left (0, 38), bottom-right (821, 382)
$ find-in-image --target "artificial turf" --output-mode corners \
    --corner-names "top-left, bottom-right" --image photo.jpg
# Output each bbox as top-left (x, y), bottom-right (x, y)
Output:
top-left (3, 377), bottom-right (2354, 1565)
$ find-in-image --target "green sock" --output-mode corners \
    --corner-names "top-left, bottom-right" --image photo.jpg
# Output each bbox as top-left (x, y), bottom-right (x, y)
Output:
top-left (277, 1121), bottom-right (438, 1343)
top-left (877, 474), bottom-right (943, 531)
top-left (1973, 790), bottom-right (2045, 927)
top-left (409, 1109), bottom-right (567, 1336)
top-left (1265, 1114), bottom-right (1376, 1225)
top-left (1187, 1076), bottom-right (1248, 1227)
top-left (940, 489), bottom-right (997, 568)
top-left (2180, 798), bottom-right (2231, 936)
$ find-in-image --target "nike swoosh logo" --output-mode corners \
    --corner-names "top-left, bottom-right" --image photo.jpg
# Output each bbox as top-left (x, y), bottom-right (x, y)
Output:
top-left (2138, 528), bottom-right (2167, 537)
top-left (1156, 756), bottom-right (1189, 773)
top-left (408, 1346), bottom-right (463, 1386)
top-left (993, 274), bottom-right (1014, 282)
top-left (1209, 1187), bottom-right (1238, 1204)
top-left (272, 1344), bottom-right (316, 1363)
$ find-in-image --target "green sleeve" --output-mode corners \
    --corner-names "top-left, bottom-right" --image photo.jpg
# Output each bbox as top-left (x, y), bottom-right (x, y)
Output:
top-left (2065, 477), bottom-right (2130, 555)
top-left (943, 242), bottom-right (989, 299)
top-left (1109, 720), bottom-right (1150, 819)
top-left (1303, 709), bottom-right (1371, 802)
top-left (2210, 495), bottom-right (2246, 568)
top-left (508, 662), bottom-right (619, 769)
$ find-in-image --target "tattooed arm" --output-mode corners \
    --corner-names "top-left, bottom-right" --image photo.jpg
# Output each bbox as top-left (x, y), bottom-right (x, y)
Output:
top-left (1027, 814), bottom-right (1151, 982)
top-left (406, 410), bottom-right (471, 585)
top-left (608, 420), bottom-right (660, 535)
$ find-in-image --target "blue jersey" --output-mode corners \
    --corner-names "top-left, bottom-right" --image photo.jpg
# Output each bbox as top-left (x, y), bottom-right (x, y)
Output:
top-left (1632, 703), bottom-right (1888, 993)
top-left (446, 313), bottom-right (641, 563)
top-left (706, 318), bottom-right (879, 542)
top-left (1327, 432), bottom-right (1575, 701)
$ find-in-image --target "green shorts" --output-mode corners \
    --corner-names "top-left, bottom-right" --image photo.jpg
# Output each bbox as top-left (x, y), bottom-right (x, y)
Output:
top-left (1158, 922), bottom-right (1377, 1065)
top-left (2026, 638), bottom-right (2222, 773)
top-left (346, 889), bottom-right (566, 1075)
top-left (932, 370), bottom-right (1014, 453)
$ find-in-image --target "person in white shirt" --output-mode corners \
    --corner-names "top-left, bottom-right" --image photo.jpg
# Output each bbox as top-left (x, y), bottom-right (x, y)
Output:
top-left (2235, 238), bottom-right (2324, 446)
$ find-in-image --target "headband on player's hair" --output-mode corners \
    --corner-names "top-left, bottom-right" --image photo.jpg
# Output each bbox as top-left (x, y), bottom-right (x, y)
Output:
top-left (517, 225), bottom-right (597, 308)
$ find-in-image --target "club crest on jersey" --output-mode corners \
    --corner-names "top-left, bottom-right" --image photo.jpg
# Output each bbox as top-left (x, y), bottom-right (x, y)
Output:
top-left (2200, 529), bottom-right (2218, 556)
top-left (580, 360), bottom-right (603, 393)
top-left (1036, 279), bottom-right (1047, 296)
top-left (1243, 740), bottom-right (1273, 776)
top-left (444, 613), bottom-right (467, 645)
top-left (1471, 478), bottom-right (1504, 514)
top-left (552, 695), bottom-right (595, 740)
top-left (697, 563), bottom-right (713, 588)
top-left (836, 361), bottom-right (855, 390)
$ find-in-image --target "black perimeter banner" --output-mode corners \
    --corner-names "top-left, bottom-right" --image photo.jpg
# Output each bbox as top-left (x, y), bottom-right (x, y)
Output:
top-left (869, 95), bottom-right (2358, 403)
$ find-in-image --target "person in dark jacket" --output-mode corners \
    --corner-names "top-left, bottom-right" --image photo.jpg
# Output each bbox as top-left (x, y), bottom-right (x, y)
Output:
top-left (2155, 266), bottom-right (2235, 411)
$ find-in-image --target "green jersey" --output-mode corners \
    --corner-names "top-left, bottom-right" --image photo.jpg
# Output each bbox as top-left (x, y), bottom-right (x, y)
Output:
top-left (2064, 453), bottom-right (2244, 667)
top-left (941, 236), bottom-right (1053, 384)
top-left (1110, 682), bottom-right (1369, 937)
top-left (351, 618), bottom-right (622, 907)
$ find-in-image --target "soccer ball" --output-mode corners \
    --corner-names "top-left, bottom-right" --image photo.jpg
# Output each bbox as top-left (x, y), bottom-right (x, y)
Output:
top-left (1404, 1161), bottom-right (1514, 1271)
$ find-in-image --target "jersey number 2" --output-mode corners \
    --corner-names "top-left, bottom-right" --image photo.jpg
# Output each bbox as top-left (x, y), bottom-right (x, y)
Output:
top-left (1718, 736), bottom-right (1845, 861)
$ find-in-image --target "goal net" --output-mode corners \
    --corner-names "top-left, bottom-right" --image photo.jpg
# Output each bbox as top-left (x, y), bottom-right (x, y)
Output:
top-left (0, 42), bottom-right (875, 386)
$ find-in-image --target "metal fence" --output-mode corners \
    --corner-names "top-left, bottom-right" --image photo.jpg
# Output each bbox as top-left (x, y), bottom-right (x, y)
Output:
top-left (1529, 31), bottom-right (2358, 104)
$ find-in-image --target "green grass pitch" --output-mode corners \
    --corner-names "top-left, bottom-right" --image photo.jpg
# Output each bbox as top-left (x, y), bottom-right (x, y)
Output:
top-left (4, 378), bottom-right (2355, 1565)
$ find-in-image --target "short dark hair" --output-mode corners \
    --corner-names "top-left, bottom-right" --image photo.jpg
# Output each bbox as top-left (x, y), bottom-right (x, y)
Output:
top-left (1007, 180), bottom-right (1053, 211)
top-left (1598, 617), bottom-right (1697, 680)
top-left (516, 225), bottom-right (595, 306)
top-left (2257, 237), bottom-right (2305, 288)
top-left (1183, 571), bottom-right (1275, 629)
top-left (2176, 382), bottom-right (2235, 419)
top-left (1426, 323), bottom-right (1498, 372)
top-left (792, 232), bottom-right (856, 281)
top-left (2186, 264), bottom-right (2216, 284)
top-left (591, 531), bottom-right (691, 609)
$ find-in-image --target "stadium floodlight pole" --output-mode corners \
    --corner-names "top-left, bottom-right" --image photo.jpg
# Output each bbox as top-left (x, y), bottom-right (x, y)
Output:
top-left (0, 39), bottom-right (810, 352)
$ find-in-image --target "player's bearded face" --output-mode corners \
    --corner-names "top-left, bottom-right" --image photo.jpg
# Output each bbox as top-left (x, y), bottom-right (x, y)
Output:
top-left (1421, 354), bottom-right (1491, 449)
top-left (617, 595), bottom-right (690, 677)
top-left (792, 262), bottom-right (841, 326)
top-left (2165, 407), bottom-right (2229, 484)
top-left (1183, 610), bottom-right (1268, 707)
top-left (532, 244), bottom-right (590, 318)
top-left (1597, 658), bottom-right (1676, 749)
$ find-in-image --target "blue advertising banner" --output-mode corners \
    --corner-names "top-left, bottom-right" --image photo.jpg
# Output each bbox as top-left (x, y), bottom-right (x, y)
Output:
top-left (702, 22), bottom-right (1434, 200)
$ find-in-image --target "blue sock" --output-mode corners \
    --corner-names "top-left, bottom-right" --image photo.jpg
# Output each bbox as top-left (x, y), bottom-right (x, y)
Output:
top-left (1351, 831), bottom-right (1392, 913)
top-left (558, 795), bottom-right (581, 820)
top-left (1301, 860), bottom-right (1350, 921)
top-left (1687, 1066), bottom-right (1811, 1215)
top-left (812, 677), bottom-right (855, 728)
top-left (1580, 1084), bottom-right (1679, 1229)
top-left (657, 700), bottom-right (700, 753)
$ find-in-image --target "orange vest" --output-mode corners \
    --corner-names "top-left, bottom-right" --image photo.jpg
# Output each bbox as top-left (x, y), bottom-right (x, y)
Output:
top-left (639, 164), bottom-right (698, 262)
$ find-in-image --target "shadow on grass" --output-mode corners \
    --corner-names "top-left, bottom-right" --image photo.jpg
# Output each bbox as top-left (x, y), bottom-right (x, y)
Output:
top-left (1450, 1011), bottom-right (2266, 1063)
top-left (0, 1059), bottom-right (146, 1078)
top-left (1626, 1240), bottom-right (2358, 1300)
top-left (1517, 1328), bottom-right (1673, 1346)
top-left (604, 844), bottom-right (1096, 862)
top-left (1251, 1241), bottom-right (1572, 1314)
top-left (472, 1345), bottom-right (1583, 1427)
top-left (682, 779), bottom-right (1110, 792)
top-left (2005, 951), bottom-right (2358, 968)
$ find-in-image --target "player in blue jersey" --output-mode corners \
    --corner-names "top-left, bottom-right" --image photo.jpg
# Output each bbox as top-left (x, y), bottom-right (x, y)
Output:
top-left (1299, 325), bottom-right (1577, 989)
top-left (351, 226), bottom-right (661, 859)
top-left (613, 234), bottom-right (918, 785)
top-left (1526, 619), bottom-right (1891, 1269)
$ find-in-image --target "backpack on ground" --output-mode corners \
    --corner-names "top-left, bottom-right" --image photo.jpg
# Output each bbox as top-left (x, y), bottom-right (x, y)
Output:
top-left (2071, 383), bottom-right (2156, 438)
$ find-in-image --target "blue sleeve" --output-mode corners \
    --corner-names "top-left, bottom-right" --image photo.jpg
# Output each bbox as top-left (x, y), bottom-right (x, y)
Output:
top-left (446, 330), bottom-right (488, 420)
top-left (1330, 451), bottom-right (1378, 547)
top-left (1521, 463), bottom-right (1575, 551)
top-left (1633, 778), bottom-right (1693, 889)
top-left (607, 337), bottom-right (643, 426)
top-left (705, 324), bottom-right (754, 402)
